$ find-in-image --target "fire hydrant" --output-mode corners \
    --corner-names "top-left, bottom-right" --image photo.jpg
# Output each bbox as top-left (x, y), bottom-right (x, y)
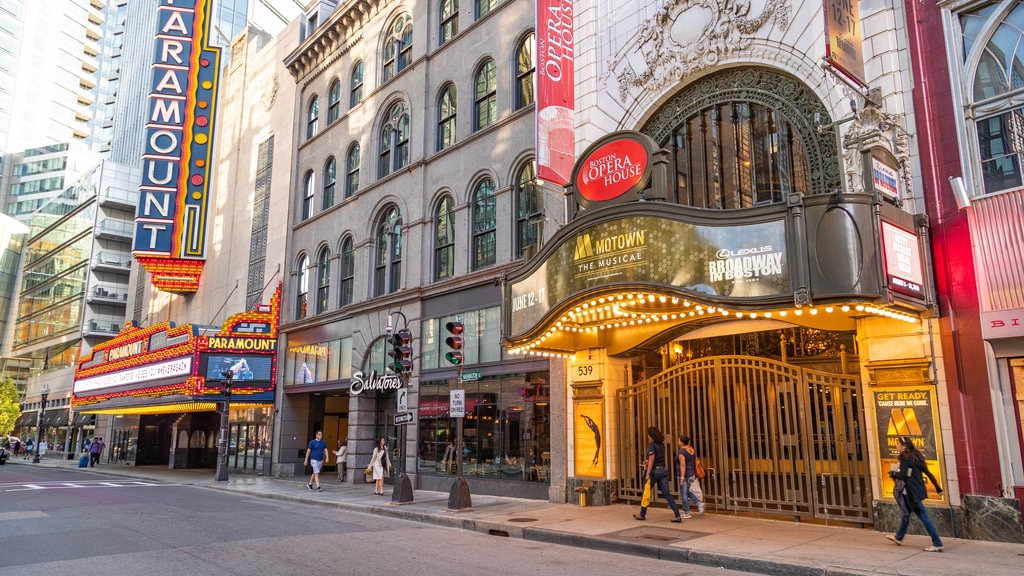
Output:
top-left (574, 481), bottom-right (593, 507)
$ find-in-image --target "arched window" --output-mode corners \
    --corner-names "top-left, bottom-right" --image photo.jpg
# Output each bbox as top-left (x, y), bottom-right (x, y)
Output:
top-left (961, 2), bottom-right (1024, 194)
top-left (327, 80), bottom-right (341, 123)
top-left (374, 206), bottom-right (402, 296)
top-left (515, 161), bottom-right (540, 258)
top-left (383, 15), bottom-right (413, 82)
top-left (440, 0), bottom-right (459, 45)
top-left (350, 61), bottom-right (364, 107)
top-left (306, 95), bottom-right (319, 139)
top-left (316, 246), bottom-right (331, 314)
top-left (322, 156), bottom-right (336, 210)
top-left (434, 196), bottom-right (455, 280)
top-left (437, 84), bottom-right (456, 151)
top-left (295, 253), bottom-right (309, 319)
top-left (516, 33), bottom-right (536, 110)
top-left (300, 171), bottom-right (315, 221)
top-left (474, 59), bottom-right (497, 131)
top-left (339, 236), bottom-right (355, 307)
top-left (346, 143), bottom-right (360, 198)
top-left (472, 178), bottom-right (496, 270)
top-left (476, 0), bottom-right (497, 18)
top-left (379, 102), bottom-right (410, 177)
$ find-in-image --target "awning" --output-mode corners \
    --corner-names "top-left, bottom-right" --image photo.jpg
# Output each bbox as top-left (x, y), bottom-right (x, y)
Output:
top-left (71, 413), bottom-right (96, 426)
top-left (14, 412), bottom-right (37, 427)
top-left (41, 409), bottom-right (69, 427)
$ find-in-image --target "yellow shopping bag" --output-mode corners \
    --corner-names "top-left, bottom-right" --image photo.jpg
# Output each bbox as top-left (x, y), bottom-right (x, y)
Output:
top-left (640, 479), bottom-right (652, 507)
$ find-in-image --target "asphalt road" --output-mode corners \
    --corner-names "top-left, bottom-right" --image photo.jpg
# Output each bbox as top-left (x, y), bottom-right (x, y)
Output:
top-left (0, 465), bottom-right (749, 576)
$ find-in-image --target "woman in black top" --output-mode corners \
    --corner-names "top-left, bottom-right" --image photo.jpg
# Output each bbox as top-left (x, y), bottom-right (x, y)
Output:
top-left (886, 436), bottom-right (944, 552)
top-left (634, 426), bottom-right (682, 522)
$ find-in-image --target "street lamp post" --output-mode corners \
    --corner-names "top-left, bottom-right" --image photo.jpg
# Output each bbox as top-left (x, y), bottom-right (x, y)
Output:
top-left (32, 384), bottom-right (50, 464)
top-left (215, 370), bottom-right (233, 482)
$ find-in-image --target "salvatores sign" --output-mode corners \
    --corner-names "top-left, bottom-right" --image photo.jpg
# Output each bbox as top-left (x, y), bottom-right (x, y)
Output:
top-left (350, 370), bottom-right (404, 396)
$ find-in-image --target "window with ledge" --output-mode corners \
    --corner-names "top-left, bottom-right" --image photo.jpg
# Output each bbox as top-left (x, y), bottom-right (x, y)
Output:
top-left (474, 59), bottom-right (497, 131)
top-left (434, 195), bottom-right (455, 280)
top-left (316, 246), bottom-right (330, 314)
top-left (339, 236), bottom-right (354, 307)
top-left (373, 206), bottom-right (402, 296)
top-left (515, 162), bottom-right (540, 258)
top-left (346, 143), bottom-right (360, 198)
top-left (327, 80), bottom-right (341, 123)
top-left (440, 0), bottom-right (458, 45)
top-left (300, 171), bottom-right (315, 221)
top-left (437, 84), bottom-right (456, 151)
top-left (383, 15), bottom-right (413, 82)
top-left (378, 103), bottom-right (410, 177)
top-left (322, 156), bottom-right (336, 210)
top-left (476, 0), bottom-right (497, 19)
top-left (306, 96), bottom-right (319, 139)
top-left (472, 178), bottom-right (496, 270)
top-left (515, 33), bottom-right (535, 110)
top-left (350, 61), bottom-right (364, 107)
top-left (295, 253), bottom-right (309, 319)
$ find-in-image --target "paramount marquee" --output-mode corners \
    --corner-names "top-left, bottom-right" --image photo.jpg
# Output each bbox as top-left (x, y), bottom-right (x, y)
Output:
top-left (133, 0), bottom-right (222, 293)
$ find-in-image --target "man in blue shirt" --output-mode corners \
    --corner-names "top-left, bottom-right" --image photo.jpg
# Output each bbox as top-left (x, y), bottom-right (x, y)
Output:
top-left (304, 431), bottom-right (329, 492)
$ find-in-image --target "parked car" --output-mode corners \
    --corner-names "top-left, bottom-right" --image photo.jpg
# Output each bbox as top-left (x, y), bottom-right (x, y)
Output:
top-left (0, 445), bottom-right (9, 465)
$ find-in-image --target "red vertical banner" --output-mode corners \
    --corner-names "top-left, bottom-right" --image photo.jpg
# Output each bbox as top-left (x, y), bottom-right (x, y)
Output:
top-left (536, 0), bottom-right (575, 185)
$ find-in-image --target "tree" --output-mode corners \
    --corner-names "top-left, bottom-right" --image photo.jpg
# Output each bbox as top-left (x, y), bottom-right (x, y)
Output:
top-left (0, 377), bottom-right (20, 435)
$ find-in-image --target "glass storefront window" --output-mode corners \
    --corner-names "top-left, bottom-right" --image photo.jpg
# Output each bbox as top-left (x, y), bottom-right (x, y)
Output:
top-left (417, 371), bottom-right (550, 483)
top-left (419, 306), bottom-right (504, 370)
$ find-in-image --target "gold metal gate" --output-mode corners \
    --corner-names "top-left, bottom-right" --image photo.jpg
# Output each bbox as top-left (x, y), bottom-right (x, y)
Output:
top-left (616, 355), bottom-right (870, 524)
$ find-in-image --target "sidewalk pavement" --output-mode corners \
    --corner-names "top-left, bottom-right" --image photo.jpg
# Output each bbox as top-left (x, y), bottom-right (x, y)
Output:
top-left (9, 457), bottom-right (1024, 576)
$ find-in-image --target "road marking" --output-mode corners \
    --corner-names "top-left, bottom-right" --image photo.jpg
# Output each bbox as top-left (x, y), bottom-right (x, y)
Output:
top-left (0, 511), bottom-right (47, 521)
top-left (2, 480), bottom-right (170, 492)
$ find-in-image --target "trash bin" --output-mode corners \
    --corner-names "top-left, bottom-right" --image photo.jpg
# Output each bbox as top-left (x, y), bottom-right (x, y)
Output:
top-left (78, 454), bottom-right (89, 468)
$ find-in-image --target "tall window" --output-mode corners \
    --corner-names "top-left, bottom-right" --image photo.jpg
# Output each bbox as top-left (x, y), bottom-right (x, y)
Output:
top-left (316, 246), bottom-right (331, 314)
top-left (339, 236), bottom-right (355, 307)
top-left (383, 15), bottom-right (413, 82)
top-left (300, 171), bottom-right (315, 221)
top-left (246, 136), bottom-right (273, 309)
top-left (327, 80), bottom-right (341, 123)
top-left (350, 61), bottom-right (364, 107)
top-left (346, 143), bottom-right (360, 198)
top-left (472, 178), bottom-right (496, 269)
top-left (306, 96), bottom-right (319, 139)
top-left (437, 84), bottom-right (456, 151)
top-left (474, 59), bottom-right (497, 131)
top-left (295, 254), bottom-right (309, 319)
top-left (476, 0), bottom-right (497, 18)
top-left (322, 157), bottom-right (336, 209)
top-left (379, 103), bottom-right (410, 177)
top-left (516, 33), bottom-right (536, 110)
top-left (515, 162), bottom-right (541, 257)
top-left (374, 206), bottom-right (402, 296)
top-left (434, 196), bottom-right (455, 280)
top-left (440, 0), bottom-right (458, 45)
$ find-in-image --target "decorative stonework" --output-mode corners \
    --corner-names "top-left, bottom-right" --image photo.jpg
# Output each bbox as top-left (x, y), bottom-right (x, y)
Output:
top-left (260, 74), bottom-right (279, 112)
top-left (842, 105), bottom-right (913, 200)
top-left (612, 0), bottom-right (791, 102)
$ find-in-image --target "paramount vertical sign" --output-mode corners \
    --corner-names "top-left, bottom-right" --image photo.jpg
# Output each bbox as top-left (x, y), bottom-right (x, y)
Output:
top-left (536, 0), bottom-right (575, 185)
top-left (133, 0), bottom-right (221, 293)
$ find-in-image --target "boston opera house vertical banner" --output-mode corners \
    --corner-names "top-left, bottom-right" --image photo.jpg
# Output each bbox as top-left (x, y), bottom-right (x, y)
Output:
top-left (133, 0), bottom-right (221, 293)
top-left (536, 0), bottom-right (575, 185)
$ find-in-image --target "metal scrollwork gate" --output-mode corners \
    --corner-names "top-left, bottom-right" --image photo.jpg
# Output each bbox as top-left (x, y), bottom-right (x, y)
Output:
top-left (617, 355), bottom-right (870, 524)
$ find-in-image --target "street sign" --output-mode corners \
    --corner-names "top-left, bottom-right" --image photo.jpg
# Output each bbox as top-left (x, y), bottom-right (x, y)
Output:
top-left (450, 389), bottom-right (465, 417)
top-left (397, 388), bottom-right (408, 411)
top-left (394, 411), bottom-right (414, 426)
top-left (460, 371), bottom-right (482, 382)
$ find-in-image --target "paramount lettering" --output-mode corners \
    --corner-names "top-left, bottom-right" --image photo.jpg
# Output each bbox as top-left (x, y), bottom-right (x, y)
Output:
top-left (350, 370), bottom-right (404, 396)
top-left (207, 337), bottom-right (276, 351)
top-left (709, 253), bottom-right (784, 281)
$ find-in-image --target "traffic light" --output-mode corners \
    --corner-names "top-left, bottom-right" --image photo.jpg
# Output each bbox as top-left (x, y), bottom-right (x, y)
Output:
top-left (219, 369), bottom-right (233, 399)
top-left (444, 321), bottom-right (464, 365)
top-left (388, 328), bottom-right (413, 373)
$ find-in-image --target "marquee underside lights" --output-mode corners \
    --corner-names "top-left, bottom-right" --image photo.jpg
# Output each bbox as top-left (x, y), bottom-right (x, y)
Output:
top-left (504, 290), bottom-right (922, 356)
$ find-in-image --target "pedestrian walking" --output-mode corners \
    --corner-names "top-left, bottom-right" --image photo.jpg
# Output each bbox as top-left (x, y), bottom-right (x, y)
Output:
top-left (88, 437), bottom-right (103, 466)
top-left (633, 426), bottom-right (682, 522)
top-left (334, 438), bottom-right (348, 482)
top-left (303, 431), bottom-right (328, 492)
top-left (368, 437), bottom-right (391, 495)
top-left (24, 438), bottom-right (33, 459)
top-left (885, 435), bottom-right (944, 552)
top-left (676, 435), bottom-right (705, 518)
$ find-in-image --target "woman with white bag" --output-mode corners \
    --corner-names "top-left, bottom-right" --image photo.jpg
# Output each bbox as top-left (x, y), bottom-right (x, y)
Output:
top-left (676, 435), bottom-right (705, 517)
